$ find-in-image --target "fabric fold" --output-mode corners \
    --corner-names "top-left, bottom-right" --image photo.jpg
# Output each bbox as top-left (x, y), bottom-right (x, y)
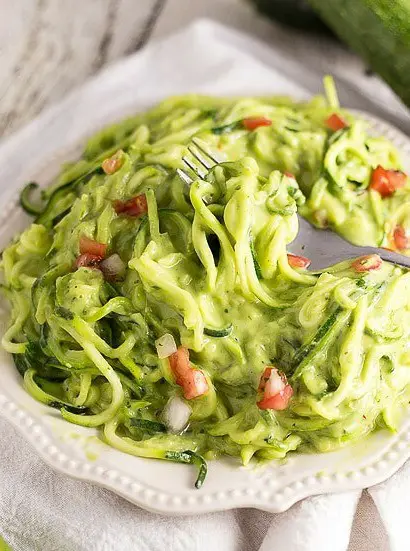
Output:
top-left (368, 463), bottom-right (410, 551)
top-left (259, 492), bottom-right (361, 551)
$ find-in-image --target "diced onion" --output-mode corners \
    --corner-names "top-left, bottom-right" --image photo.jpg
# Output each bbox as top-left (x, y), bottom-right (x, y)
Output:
top-left (155, 333), bottom-right (177, 359)
top-left (266, 369), bottom-right (286, 396)
top-left (162, 396), bottom-right (191, 433)
top-left (99, 254), bottom-right (125, 279)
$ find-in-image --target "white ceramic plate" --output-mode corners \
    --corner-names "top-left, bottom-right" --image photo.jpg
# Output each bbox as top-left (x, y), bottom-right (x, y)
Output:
top-left (1, 111), bottom-right (410, 515)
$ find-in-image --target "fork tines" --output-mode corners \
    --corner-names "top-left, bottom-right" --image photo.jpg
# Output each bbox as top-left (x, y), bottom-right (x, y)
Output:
top-left (178, 138), bottom-right (222, 183)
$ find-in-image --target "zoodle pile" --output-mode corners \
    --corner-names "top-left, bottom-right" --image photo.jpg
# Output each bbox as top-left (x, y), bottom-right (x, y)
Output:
top-left (3, 78), bottom-right (410, 487)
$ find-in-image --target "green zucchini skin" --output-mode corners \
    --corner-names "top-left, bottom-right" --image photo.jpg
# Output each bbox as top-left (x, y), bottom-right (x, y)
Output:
top-left (130, 419), bottom-right (167, 433)
top-left (20, 182), bottom-right (44, 215)
top-left (290, 307), bottom-right (347, 379)
top-left (35, 165), bottom-right (103, 227)
top-left (164, 450), bottom-right (207, 489)
top-left (249, 0), bottom-right (331, 33)
top-left (204, 325), bottom-right (233, 338)
top-left (309, 0), bottom-right (410, 107)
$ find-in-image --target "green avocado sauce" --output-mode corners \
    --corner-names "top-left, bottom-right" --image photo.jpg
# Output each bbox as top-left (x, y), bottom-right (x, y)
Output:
top-left (3, 79), bottom-right (410, 487)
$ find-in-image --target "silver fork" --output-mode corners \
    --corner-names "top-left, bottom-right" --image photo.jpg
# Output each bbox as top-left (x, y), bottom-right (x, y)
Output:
top-left (178, 138), bottom-right (410, 271)
top-left (177, 137), bottom-right (223, 184)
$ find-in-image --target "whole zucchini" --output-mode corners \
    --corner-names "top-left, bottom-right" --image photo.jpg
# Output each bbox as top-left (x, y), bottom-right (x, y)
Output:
top-left (248, 0), bottom-right (331, 32)
top-left (309, 0), bottom-right (410, 107)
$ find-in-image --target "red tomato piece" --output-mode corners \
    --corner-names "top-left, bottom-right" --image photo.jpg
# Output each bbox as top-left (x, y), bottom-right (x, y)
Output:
top-left (258, 367), bottom-right (274, 392)
top-left (169, 347), bottom-right (190, 384)
top-left (102, 151), bottom-right (124, 175)
top-left (257, 367), bottom-right (293, 411)
top-left (369, 165), bottom-right (407, 198)
top-left (325, 113), bottom-right (347, 131)
top-left (287, 253), bottom-right (311, 269)
top-left (113, 200), bottom-right (126, 214)
top-left (113, 194), bottom-right (148, 217)
top-left (79, 236), bottom-right (107, 257)
top-left (351, 254), bottom-right (382, 273)
top-left (284, 171), bottom-right (296, 179)
top-left (393, 225), bottom-right (410, 251)
top-left (182, 369), bottom-right (209, 400)
top-left (169, 347), bottom-right (208, 400)
top-left (242, 117), bottom-right (272, 131)
top-left (74, 253), bottom-right (103, 269)
top-left (258, 385), bottom-right (294, 411)
top-left (264, 368), bottom-right (286, 396)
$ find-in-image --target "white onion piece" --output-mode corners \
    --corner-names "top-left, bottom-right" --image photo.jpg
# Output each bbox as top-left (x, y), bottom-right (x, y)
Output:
top-left (100, 254), bottom-right (125, 278)
top-left (155, 333), bottom-right (177, 359)
top-left (163, 396), bottom-right (191, 433)
top-left (266, 369), bottom-right (286, 396)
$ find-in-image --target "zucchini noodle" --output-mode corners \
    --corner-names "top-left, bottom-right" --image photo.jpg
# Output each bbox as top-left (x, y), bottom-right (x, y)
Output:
top-left (3, 78), bottom-right (410, 488)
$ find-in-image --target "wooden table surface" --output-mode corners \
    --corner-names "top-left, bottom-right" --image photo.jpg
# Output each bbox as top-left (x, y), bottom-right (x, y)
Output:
top-left (0, 3), bottom-right (392, 551)
top-left (1, 0), bottom-right (256, 136)
top-left (0, 0), bottom-right (162, 135)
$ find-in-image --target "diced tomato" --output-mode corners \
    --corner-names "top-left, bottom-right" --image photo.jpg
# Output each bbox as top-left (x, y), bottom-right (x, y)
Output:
top-left (182, 369), bottom-right (209, 400)
top-left (325, 113), bottom-right (347, 131)
top-left (393, 225), bottom-right (410, 251)
top-left (351, 254), bottom-right (382, 273)
top-left (287, 253), bottom-right (311, 269)
top-left (102, 151), bottom-right (124, 175)
top-left (369, 165), bottom-right (407, 198)
top-left (258, 367), bottom-right (274, 392)
top-left (258, 367), bottom-right (284, 393)
top-left (388, 170), bottom-right (407, 190)
top-left (258, 385), bottom-right (294, 411)
top-left (169, 347), bottom-right (208, 400)
top-left (257, 367), bottom-right (293, 411)
top-left (169, 347), bottom-right (190, 385)
top-left (79, 235), bottom-right (107, 257)
top-left (113, 194), bottom-right (148, 217)
top-left (284, 171), bottom-right (296, 179)
top-left (74, 253), bottom-right (103, 269)
top-left (242, 117), bottom-right (272, 131)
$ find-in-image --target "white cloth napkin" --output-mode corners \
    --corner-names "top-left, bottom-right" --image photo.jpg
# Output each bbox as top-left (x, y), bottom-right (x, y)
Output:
top-left (1, 19), bottom-right (410, 551)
